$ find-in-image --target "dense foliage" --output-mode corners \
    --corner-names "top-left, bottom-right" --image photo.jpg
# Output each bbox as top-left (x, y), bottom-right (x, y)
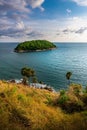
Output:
top-left (56, 84), bottom-right (87, 113)
top-left (66, 72), bottom-right (72, 80)
top-left (14, 40), bottom-right (56, 52)
top-left (21, 67), bottom-right (35, 85)
top-left (21, 67), bottom-right (35, 78)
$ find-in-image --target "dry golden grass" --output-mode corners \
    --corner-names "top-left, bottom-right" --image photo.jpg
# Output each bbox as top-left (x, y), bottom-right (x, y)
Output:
top-left (0, 80), bottom-right (87, 130)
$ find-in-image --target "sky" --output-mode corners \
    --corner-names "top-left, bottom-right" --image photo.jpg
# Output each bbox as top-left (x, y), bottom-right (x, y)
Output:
top-left (1, 0), bottom-right (87, 42)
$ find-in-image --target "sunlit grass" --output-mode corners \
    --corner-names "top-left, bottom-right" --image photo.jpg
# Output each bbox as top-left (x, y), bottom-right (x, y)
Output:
top-left (0, 80), bottom-right (87, 130)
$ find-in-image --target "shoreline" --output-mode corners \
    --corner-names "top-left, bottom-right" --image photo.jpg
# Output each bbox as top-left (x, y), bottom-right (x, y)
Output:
top-left (14, 47), bottom-right (57, 53)
top-left (7, 79), bottom-right (55, 92)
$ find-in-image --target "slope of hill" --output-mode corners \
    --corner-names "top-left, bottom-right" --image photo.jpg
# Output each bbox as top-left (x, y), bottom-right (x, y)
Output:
top-left (0, 80), bottom-right (87, 130)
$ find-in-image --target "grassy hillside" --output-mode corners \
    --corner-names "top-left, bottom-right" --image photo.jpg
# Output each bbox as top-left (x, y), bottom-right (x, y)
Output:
top-left (0, 80), bottom-right (87, 130)
top-left (14, 40), bottom-right (56, 52)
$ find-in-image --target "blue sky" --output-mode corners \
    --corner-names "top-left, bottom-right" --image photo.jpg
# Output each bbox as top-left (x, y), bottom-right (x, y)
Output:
top-left (1, 0), bottom-right (87, 42)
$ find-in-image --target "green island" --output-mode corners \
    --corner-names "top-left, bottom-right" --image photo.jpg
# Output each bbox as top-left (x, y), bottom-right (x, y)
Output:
top-left (0, 79), bottom-right (87, 130)
top-left (14, 40), bottom-right (56, 52)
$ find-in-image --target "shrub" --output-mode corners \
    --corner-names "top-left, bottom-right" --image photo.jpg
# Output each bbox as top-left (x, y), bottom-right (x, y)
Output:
top-left (85, 86), bottom-right (87, 93)
top-left (58, 94), bottom-right (69, 105)
top-left (45, 94), bottom-right (53, 105)
top-left (60, 89), bottom-right (66, 96)
top-left (57, 89), bottom-right (69, 105)
top-left (69, 84), bottom-right (82, 97)
top-left (60, 100), bottom-right (84, 113)
top-left (82, 93), bottom-right (87, 105)
top-left (56, 86), bottom-right (85, 113)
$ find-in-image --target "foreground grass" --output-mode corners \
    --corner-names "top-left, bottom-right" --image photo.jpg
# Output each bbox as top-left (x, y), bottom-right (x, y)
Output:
top-left (0, 80), bottom-right (87, 130)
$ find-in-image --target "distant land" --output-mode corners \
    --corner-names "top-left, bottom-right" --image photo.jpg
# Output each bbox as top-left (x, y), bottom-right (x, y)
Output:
top-left (14, 40), bottom-right (56, 53)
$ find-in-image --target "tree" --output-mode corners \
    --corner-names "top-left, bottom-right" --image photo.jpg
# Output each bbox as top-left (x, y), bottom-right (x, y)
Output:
top-left (32, 77), bottom-right (38, 83)
top-left (21, 67), bottom-right (35, 85)
top-left (66, 72), bottom-right (72, 85)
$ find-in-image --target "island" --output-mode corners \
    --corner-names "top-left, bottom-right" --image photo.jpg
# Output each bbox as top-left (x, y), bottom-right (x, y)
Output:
top-left (14, 40), bottom-right (56, 52)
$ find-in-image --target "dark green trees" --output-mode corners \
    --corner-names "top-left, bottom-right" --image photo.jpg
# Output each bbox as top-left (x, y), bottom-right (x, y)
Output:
top-left (66, 72), bottom-right (72, 85)
top-left (14, 40), bottom-right (56, 52)
top-left (21, 67), bottom-right (35, 85)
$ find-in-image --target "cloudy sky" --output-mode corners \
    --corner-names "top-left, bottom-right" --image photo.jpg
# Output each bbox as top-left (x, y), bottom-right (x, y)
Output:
top-left (1, 0), bottom-right (87, 42)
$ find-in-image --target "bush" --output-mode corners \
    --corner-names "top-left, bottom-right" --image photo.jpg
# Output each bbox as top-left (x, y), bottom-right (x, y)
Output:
top-left (69, 84), bottom-right (82, 97)
top-left (58, 95), bottom-right (69, 105)
top-left (60, 89), bottom-right (66, 96)
top-left (85, 86), bottom-right (87, 93)
top-left (57, 89), bottom-right (69, 105)
top-left (56, 86), bottom-right (85, 113)
top-left (61, 101), bottom-right (84, 113)
top-left (82, 93), bottom-right (87, 105)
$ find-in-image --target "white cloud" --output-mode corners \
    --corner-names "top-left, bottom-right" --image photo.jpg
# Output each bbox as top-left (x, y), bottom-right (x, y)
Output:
top-left (56, 16), bottom-right (87, 42)
top-left (16, 21), bottom-right (25, 30)
top-left (1, 16), bottom-right (87, 42)
top-left (66, 9), bottom-right (72, 13)
top-left (0, 0), bottom-right (45, 17)
top-left (0, 0), bottom-right (29, 13)
top-left (72, 0), bottom-right (87, 6)
top-left (0, 0), bottom-right (45, 41)
top-left (0, 18), bottom-right (45, 42)
top-left (27, 0), bottom-right (45, 11)
top-left (0, 0), bottom-right (87, 42)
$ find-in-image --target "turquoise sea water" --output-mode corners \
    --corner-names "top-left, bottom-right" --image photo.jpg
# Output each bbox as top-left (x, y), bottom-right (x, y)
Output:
top-left (0, 42), bottom-right (87, 90)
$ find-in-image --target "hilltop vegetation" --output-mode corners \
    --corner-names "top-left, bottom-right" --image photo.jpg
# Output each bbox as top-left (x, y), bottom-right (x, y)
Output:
top-left (0, 80), bottom-right (87, 130)
top-left (14, 40), bottom-right (56, 52)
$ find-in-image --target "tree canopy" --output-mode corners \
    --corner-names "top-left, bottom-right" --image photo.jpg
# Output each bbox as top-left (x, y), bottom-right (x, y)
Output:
top-left (21, 67), bottom-right (35, 85)
top-left (21, 67), bottom-right (35, 78)
top-left (66, 72), bottom-right (72, 85)
top-left (66, 72), bottom-right (72, 80)
top-left (14, 40), bottom-right (56, 52)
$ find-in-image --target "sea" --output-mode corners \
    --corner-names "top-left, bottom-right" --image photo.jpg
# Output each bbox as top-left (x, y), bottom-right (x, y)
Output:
top-left (0, 42), bottom-right (87, 90)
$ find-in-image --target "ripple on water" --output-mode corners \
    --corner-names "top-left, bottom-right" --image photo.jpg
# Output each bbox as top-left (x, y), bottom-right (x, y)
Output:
top-left (0, 43), bottom-right (87, 90)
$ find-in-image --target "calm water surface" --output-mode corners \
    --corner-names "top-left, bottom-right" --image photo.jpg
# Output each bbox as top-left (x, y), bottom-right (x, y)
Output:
top-left (0, 42), bottom-right (87, 90)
